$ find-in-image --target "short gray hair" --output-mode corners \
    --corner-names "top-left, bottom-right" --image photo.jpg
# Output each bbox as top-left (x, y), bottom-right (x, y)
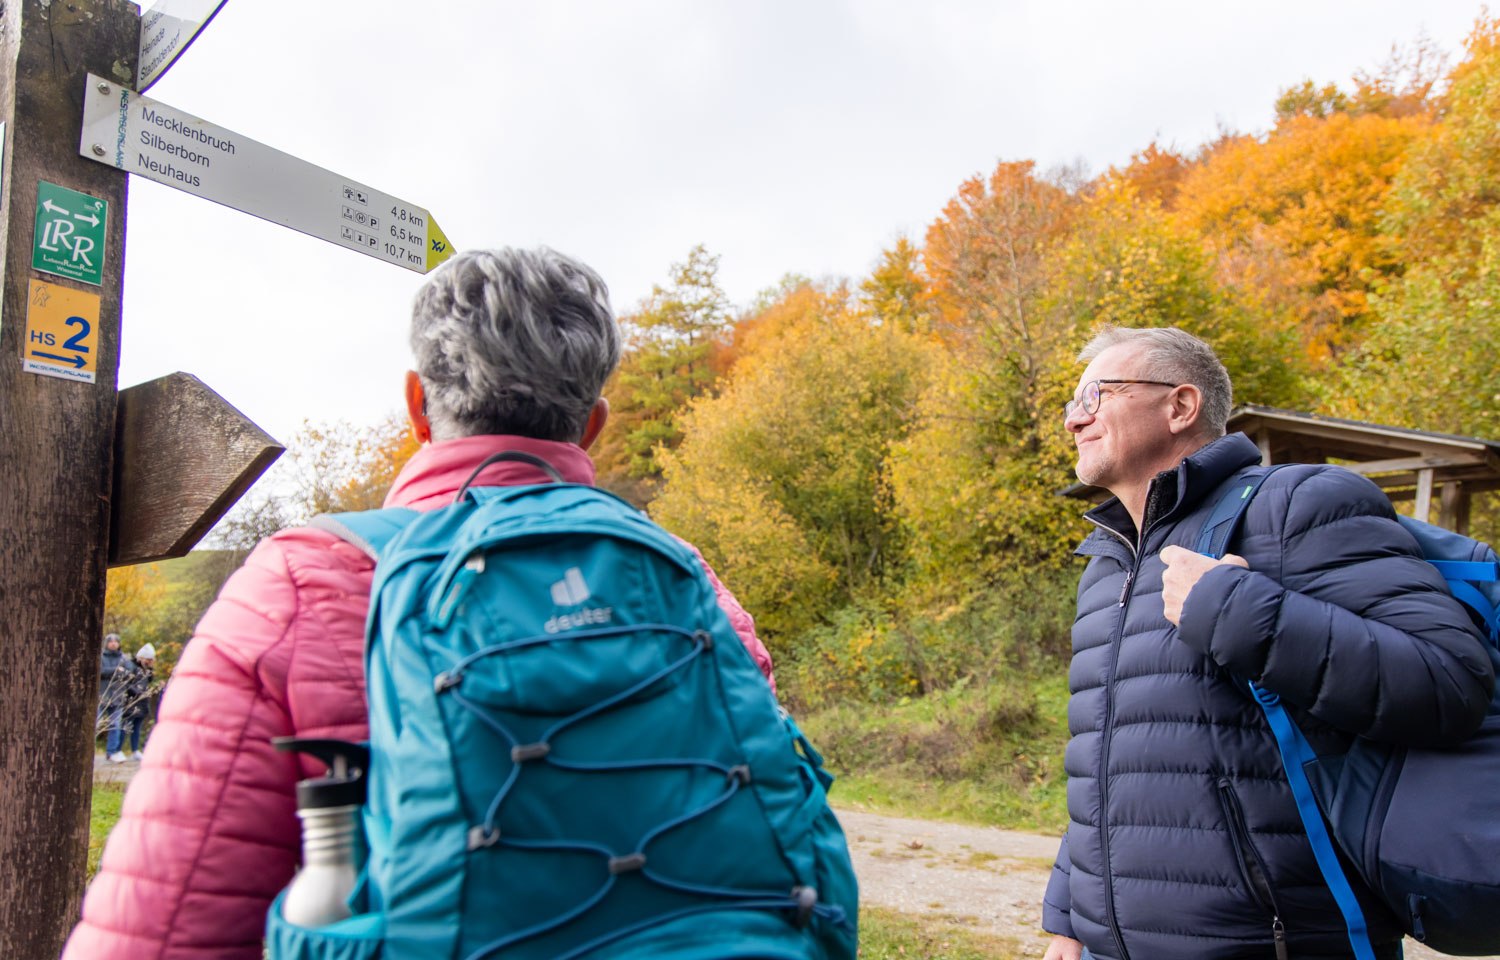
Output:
top-left (410, 248), bottom-right (621, 442)
top-left (1078, 326), bottom-right (1233, 436)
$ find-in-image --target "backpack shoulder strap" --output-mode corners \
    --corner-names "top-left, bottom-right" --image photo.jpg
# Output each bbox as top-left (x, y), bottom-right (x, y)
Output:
top-left (1194, 465), bottom-right (1285, 558)
top-left (1197, 463), bottom-right (1377, 960)
top-left (1397, 514), bottom-right (1500, 645)
top-left (309, 508), bottom-right (420, 561)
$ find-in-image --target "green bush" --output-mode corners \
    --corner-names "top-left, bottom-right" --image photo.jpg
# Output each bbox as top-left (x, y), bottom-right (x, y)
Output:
top-left (801, 671), bottom-right (1072, 832)
top-left (786, 569), bottom-right (1076, 711)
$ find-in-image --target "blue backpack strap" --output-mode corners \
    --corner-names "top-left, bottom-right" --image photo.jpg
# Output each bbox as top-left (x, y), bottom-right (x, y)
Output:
top-left (1399, 514), bottom-right (1500, 645)
top-left (1429, 559), bottom-right (1499, 644)
top-left (309, 508), bottom-right (420, 561)
top-left (1444, 576), bottom-right (1499, 645)
top-left (1247, 681), bottom-right (1377, 960)
top-left (1198, 467), bottom-right (1379, 960)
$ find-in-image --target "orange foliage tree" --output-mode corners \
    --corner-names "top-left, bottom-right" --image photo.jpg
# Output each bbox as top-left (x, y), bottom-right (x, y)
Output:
top-left (1174, 109), bottom-right (1429, 363)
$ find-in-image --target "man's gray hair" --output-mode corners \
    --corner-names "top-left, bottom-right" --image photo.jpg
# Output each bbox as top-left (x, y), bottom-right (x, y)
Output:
top-left (410, 248), bottom-right (621, 442)
top-left (1078, 326), bottom-right (1233, 436)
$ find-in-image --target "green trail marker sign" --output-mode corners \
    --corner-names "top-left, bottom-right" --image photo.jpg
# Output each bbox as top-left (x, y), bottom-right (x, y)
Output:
top-left (32, 180), bottom-right (108, 286)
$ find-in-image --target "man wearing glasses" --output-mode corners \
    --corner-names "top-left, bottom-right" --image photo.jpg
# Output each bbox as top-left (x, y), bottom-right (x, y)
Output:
top-left (1039, 326), bottom-right (1491, 960)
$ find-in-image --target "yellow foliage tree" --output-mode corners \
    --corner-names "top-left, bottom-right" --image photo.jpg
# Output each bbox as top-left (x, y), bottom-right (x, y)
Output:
top-left (103, 564), bottom-right (168, 640)
top-left (859, 237), bottom-right (933, 333)
top-left (1054, 177), bottom-right (1309, 409)
top-left (651, 285), bottom-right (935, 651)
top-left (1335, 16), bottom-right (1500, 456)
top-left (888, 161), bottom-right (1081, 601)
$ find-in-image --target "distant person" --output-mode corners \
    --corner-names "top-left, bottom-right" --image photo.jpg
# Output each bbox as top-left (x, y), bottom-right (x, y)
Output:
top-left (97, 633), bottom-right (135, 763)
top-left (63, 247), bottom-right (777, 960)
top-left (1041, 325), bottom-right (1493, 960)
top-left (122, 643), bottom-right (156, 760)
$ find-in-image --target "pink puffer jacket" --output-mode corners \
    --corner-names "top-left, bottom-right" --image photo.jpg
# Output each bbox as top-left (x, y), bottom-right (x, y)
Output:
top-left (63, 436), bottom-right (773, 960)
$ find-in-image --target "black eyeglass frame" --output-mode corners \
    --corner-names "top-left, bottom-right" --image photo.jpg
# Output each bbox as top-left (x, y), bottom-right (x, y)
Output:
top-left (1064, 378), bottom-right (1180, 419)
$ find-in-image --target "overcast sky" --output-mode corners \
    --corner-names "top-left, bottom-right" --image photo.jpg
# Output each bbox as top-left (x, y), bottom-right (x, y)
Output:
top-left (118, 0), bottom-right (1486, 447)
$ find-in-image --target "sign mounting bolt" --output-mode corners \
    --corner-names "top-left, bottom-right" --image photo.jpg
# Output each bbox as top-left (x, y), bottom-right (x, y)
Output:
top-left (91, 144), bottom-right (105, 157)
top-left (96, 82), bottom-right (110, 94)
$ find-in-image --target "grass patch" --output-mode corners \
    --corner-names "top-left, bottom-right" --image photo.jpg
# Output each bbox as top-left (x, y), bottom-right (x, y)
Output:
top-left (804, 671), bottom-right (1071, 833)
top-left (89, 783), bottom-right (125, 881)
top-left (858, 905), bottom-right (1028, 958)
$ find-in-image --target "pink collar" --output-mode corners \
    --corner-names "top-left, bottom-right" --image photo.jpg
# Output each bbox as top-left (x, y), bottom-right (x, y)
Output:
top-left (383, 435), bottom-right (597, 511)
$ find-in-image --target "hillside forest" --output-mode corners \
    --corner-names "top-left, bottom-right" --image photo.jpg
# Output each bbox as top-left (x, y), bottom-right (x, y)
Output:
top-left (105, 21), bottom-right (1500, 827)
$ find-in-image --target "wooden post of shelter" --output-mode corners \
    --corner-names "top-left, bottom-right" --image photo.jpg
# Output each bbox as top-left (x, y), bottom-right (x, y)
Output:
top-left (0, 2), bottom-right (137, 957)
top-left (1414, 467), bottom-right (1435, 524)
top-left (1439, 481), bottom-right (1470, 536)
top-left (1254, 429), bottom-right (1273, 467)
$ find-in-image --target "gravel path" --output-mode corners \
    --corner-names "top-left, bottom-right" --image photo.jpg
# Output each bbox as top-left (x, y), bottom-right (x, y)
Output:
top-left (836, 807), bottom-right (1491, 960)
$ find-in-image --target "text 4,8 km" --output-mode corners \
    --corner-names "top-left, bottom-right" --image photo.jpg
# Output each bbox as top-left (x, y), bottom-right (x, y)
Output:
top-left (390, 206), bottom-right (425, 228)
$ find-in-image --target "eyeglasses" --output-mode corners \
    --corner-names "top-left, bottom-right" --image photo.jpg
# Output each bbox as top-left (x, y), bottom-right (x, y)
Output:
top-left (1064, 379), bottom-right (1179, 419)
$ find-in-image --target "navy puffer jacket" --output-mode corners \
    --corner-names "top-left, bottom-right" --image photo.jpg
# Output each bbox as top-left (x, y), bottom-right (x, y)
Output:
top-left (1042, 433), bottom-right (1493, 960)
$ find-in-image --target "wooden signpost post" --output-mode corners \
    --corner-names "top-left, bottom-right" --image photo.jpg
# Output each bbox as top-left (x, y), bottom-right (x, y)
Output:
top-left (0, 4), bottom-right (139, 957)
top-left (0, 2), bottom-right (452, 956)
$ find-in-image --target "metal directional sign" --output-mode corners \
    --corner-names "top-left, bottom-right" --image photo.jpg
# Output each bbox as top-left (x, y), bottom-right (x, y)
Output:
top-left (23, 279), bottom-right (101, 383)
top-left (33, 181), bottom-right (108, 286)
top-left (138, 0), bottom-right (229, 93)
top-left (79, 75), bottom-right (455, 274)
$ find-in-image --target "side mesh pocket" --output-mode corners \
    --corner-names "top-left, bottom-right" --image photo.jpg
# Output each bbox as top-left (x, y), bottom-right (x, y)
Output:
top-left (265, 885), bottom-right (385, 960)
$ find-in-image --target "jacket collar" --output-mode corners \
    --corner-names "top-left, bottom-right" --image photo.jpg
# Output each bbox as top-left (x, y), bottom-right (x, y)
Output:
top-left (383, 435), bottom-right (596, 511)
top-left (1081, 432), bottom-right (1263, 548)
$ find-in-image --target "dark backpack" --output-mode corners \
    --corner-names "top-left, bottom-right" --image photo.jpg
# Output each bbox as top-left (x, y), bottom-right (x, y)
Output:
top-left (1200, 467), bottom-right (1500, 957)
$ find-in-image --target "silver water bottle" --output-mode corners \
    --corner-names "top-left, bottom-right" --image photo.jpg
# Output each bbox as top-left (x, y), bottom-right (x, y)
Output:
top-left (272, 738), bottom-right (371, 928)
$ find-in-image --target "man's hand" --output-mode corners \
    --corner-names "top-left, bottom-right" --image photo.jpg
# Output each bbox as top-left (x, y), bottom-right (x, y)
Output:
top-left (1042, 934), bottom-right (1084, 960)
top-left (1160, 544), bottom-right (1248, 626)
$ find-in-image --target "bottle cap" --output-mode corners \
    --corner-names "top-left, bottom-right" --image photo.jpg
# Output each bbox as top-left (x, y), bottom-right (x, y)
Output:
top-left (272, 737), bottom-right (371, 809)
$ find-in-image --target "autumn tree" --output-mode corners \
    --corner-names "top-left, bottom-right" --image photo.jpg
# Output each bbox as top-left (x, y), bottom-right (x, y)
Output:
top-left (1054, 176), bottom-right (1308, 409)
top-left (596, 245), bottom-right (732, 497)
top-left (1174, 106), bottom-right (1428, 363)
top-left (102, 561), bottom-right (204, 680)
top-left (730, 279), bottom-right (840, 363)
top-left (206, 414), bottom-right (418, 574)
top-left (859, 237), bottom-right (933, 332)
top-left (651, 285), bottom-right (935, 651)
top-left (1382, 17), bottom-right (1500, 286)
top-left (1274, 80), bottom-right (1352, 121)
top-left (1335, 16), bottom-right (1500, 450)
top-left (884, 162), bottom-right (1079, 598)
top-left (1118, 143), bottom-right (1190, 210)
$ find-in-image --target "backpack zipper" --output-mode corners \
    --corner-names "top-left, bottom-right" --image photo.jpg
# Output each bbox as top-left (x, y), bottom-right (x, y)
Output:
top-left (1362, 743), bottom-right (1407, 885)
top-left (435, 552), bottom-right (486, 629)
top-left (1218, 777), bottom-right (1288, 960)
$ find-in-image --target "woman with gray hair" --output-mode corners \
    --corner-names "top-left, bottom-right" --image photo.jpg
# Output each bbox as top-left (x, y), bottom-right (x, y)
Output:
top-left (66, 248), bottom-right (776, 960)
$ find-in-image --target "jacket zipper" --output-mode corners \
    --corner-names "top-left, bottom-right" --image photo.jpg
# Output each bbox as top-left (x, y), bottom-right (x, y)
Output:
top-left (1217, 778), bottom-right (1289, 960)
top-left (1084, 513), bottom-right (1139, 960)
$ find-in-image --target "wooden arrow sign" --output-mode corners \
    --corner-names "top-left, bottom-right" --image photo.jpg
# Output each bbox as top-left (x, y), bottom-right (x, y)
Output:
top-left (110, 372), bottom-right (282, 567)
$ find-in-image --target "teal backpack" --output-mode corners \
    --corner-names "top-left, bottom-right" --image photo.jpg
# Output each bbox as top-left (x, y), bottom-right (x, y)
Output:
top-left (265, 452), bottom-right (859, 960)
